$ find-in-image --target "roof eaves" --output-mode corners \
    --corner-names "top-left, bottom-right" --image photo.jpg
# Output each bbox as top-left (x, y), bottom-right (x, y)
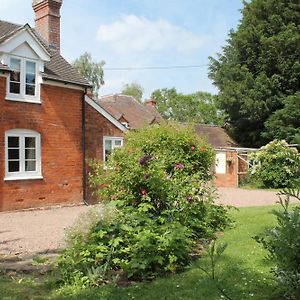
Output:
top-left (42, 73), bottom-right (92, 88)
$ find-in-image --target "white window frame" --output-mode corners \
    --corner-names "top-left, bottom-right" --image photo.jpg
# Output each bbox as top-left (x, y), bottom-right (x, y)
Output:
top-left (6, 55), bottom-right (41, 104)
top-left (103, 136), bottom-right (124, 163)
top-left (5, 129), bottom-right (42, 181)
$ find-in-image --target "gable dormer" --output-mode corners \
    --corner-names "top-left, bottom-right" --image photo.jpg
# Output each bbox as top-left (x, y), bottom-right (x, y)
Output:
top-left (0, 24), bottom-right (50, 104)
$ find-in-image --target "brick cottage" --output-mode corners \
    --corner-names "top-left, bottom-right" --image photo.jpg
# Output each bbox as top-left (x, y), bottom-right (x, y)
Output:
top-left (0, 0), bottom-right (244, 212)
top-left (0, 0), bottom-right (127, 211)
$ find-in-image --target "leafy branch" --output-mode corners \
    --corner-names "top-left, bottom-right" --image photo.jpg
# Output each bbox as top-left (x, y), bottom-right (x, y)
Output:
top-left (199, 239), bottom-right (234, 300)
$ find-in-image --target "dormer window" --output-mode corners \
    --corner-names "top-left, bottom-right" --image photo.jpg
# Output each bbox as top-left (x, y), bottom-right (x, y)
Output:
top-left (7, 56), bottom-right (40, 103)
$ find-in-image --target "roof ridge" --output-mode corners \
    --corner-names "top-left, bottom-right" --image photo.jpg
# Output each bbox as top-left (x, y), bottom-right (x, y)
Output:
top-left (180, 122), bottom-right (221, 128)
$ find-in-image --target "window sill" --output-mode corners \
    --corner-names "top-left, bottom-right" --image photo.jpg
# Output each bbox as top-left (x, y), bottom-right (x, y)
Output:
top-left (5, 96), bottom-right (41, 104)
top-left (4, 175), bottom-right (43, 181)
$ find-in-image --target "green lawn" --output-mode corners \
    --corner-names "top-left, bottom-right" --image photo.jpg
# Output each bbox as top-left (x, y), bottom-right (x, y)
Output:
top-left (0, 205), bottom-right (283, 300)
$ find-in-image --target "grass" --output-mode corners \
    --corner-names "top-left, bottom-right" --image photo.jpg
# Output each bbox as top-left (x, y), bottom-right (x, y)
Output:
top-left (0, 205), bottom-right (283, 300)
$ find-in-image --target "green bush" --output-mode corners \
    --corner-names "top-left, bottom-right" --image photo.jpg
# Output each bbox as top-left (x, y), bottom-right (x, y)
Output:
top-left (59, 205), bottom-right (193, 285)
top-left (249, 140), bottom-right (299, 188)
top-left (255, 186), bottom-right (300, 299)
top-left (59, 124), bottom-right (230, 286)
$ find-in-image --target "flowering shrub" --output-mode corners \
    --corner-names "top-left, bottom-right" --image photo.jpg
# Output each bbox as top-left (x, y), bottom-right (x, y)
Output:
top-left (59, 124), bottom-right (230, 286)
top-left (249, 140), bottom-right (299, 188)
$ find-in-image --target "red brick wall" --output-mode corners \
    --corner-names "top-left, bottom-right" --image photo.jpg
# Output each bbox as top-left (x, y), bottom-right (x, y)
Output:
top-left (85, 102), bottom-right (124, 203)
top-left (0, 76), bottom-right (84, 211)
top-left (214, 151), bottom-right (238, 188)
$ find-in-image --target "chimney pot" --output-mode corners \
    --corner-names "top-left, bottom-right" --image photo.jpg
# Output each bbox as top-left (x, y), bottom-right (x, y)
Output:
top-left (32, 0), bottom-right (62, 52)
top-left (145, 98), bottom-right (157, 108)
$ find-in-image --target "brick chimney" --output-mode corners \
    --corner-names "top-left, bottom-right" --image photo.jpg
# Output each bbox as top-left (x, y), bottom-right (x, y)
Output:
top-left (32, 0), bottom-right (62, 52)
top-left (145, 98), bottom-right (157, 108)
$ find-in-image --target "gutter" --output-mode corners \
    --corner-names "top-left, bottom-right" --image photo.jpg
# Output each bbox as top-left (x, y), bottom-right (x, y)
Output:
top-left (82, 88), bottom-right (89, 206)
top-left (43, 76), bottom-right (91, 88)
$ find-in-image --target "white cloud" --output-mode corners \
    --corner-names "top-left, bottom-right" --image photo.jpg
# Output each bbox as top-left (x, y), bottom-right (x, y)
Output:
top-left (97, 15), bottom-right (206, 54)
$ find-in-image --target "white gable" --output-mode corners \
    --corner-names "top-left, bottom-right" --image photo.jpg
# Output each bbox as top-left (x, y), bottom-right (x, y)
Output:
top-left (11, 42), bottom-right (39, 60)
top-left (0, 26), bottom-right (50, 62)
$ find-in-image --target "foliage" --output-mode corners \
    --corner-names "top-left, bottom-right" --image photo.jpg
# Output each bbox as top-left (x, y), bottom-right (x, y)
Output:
top-left (59, 205), bottom-right (193, 285)
top-left (58, 124), bottom-right (230, 287)
top-left (255, 185), bottom-right (300, 299)
top-left (209, 0), bottom-right (300, 147)
top-left (73, 52), bottom-right (105, 98)
top-left (199, 240), bottom-right (233, 300)
top-left (249, 139), bottom-right (299, 188)
top-left (121, 82), bottom-right (144, 103)
top-left (151, 88), bottom-right (225, 125)
top-left (263, 92), bottom-right (300, 142)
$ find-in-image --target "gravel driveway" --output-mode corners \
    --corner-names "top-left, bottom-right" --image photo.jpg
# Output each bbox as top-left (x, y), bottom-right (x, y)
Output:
top-left (0, 188), bottom-right (298, 258)
top-left (0, 205), bottom-right (89, 258)
top-left (216, 187), bottom-right (298, 207)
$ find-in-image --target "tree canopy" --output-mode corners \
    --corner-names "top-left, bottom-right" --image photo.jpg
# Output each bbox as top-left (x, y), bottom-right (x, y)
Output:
top-left (209, 0), bottom-right (300, 147)
top-left (73, 52), bottom-right (105, 98)
top-left (151, 88), bottom-right (225, 125)
top-left (121, 82), bottom-right (144, 102)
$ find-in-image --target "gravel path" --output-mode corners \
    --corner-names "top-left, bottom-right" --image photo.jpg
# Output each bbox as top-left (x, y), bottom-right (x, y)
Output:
top-left (217, 187), bottom-right (299, 207)
top-left (0, 188), bottom-right (298, 258)
top-left (0, 205), bottom-right (89, 258)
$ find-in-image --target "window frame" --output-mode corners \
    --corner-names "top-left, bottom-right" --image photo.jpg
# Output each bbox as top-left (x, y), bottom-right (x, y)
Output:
top-left (5, 129), bottom-right (42, 181)
top-left (6, 55), bottom-right (41, 104)
top-left (103, 136), bottom-right (124, 163)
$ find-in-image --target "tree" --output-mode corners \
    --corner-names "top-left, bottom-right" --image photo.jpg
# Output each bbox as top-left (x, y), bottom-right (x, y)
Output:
top-left (263, 92), bottom-right (300, 142)
top-left (121, 82), bottom-right (144, 102)
top-left (151, 88), bottom-right (225, 125)
top-left (209, 0), bottom-right (300, 147)
top-left (73, 52), bottom-right (105, 98)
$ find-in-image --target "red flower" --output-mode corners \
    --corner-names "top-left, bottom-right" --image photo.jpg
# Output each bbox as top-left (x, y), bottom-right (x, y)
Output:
top-left (140, 189), bottom-right (148, 196)
top-left (191, 145), bottom-right (196, 151)
top-left (174, 163), bottom-right (185, 170)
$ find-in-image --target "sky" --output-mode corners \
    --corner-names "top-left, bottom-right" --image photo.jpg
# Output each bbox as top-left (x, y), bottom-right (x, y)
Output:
top-left (0, 0), bottom-right (244, 98)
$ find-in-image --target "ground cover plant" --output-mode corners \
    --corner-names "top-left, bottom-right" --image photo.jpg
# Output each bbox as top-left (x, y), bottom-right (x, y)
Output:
top-left (249, 140), bottom-right (299, 188)
top-left (58, 124), bottom-right (230, 287)
top-left (0, 205), bottom-right (281, 299)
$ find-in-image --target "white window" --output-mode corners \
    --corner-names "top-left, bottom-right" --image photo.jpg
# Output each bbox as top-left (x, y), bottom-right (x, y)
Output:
top-left (103, 137), bottom-right (123, 162)
top-left (5, 129), bottom-right (42, 180)
top-left (215, 152), bottom-right (226, 174)
top-left (7, 56), bottom-right (40, 103)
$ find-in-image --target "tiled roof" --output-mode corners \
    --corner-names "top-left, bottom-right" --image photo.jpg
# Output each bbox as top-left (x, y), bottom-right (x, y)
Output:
top-left (193, 124), bottom-right (237, 148)
top-left (0, 20), bottom-right (90, 87)
top-left (96, 94), bottom-right (163, 129)
top-left (0, 20), bottom-right (21, 43)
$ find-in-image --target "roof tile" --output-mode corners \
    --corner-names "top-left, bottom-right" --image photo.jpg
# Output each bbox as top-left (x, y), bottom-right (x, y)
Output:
top-left (97, 94), bottom-right (163, 129)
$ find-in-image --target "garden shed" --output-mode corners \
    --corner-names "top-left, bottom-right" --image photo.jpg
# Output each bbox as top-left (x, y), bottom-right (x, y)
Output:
top-left (193, 125), bottom-right (257, 187)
